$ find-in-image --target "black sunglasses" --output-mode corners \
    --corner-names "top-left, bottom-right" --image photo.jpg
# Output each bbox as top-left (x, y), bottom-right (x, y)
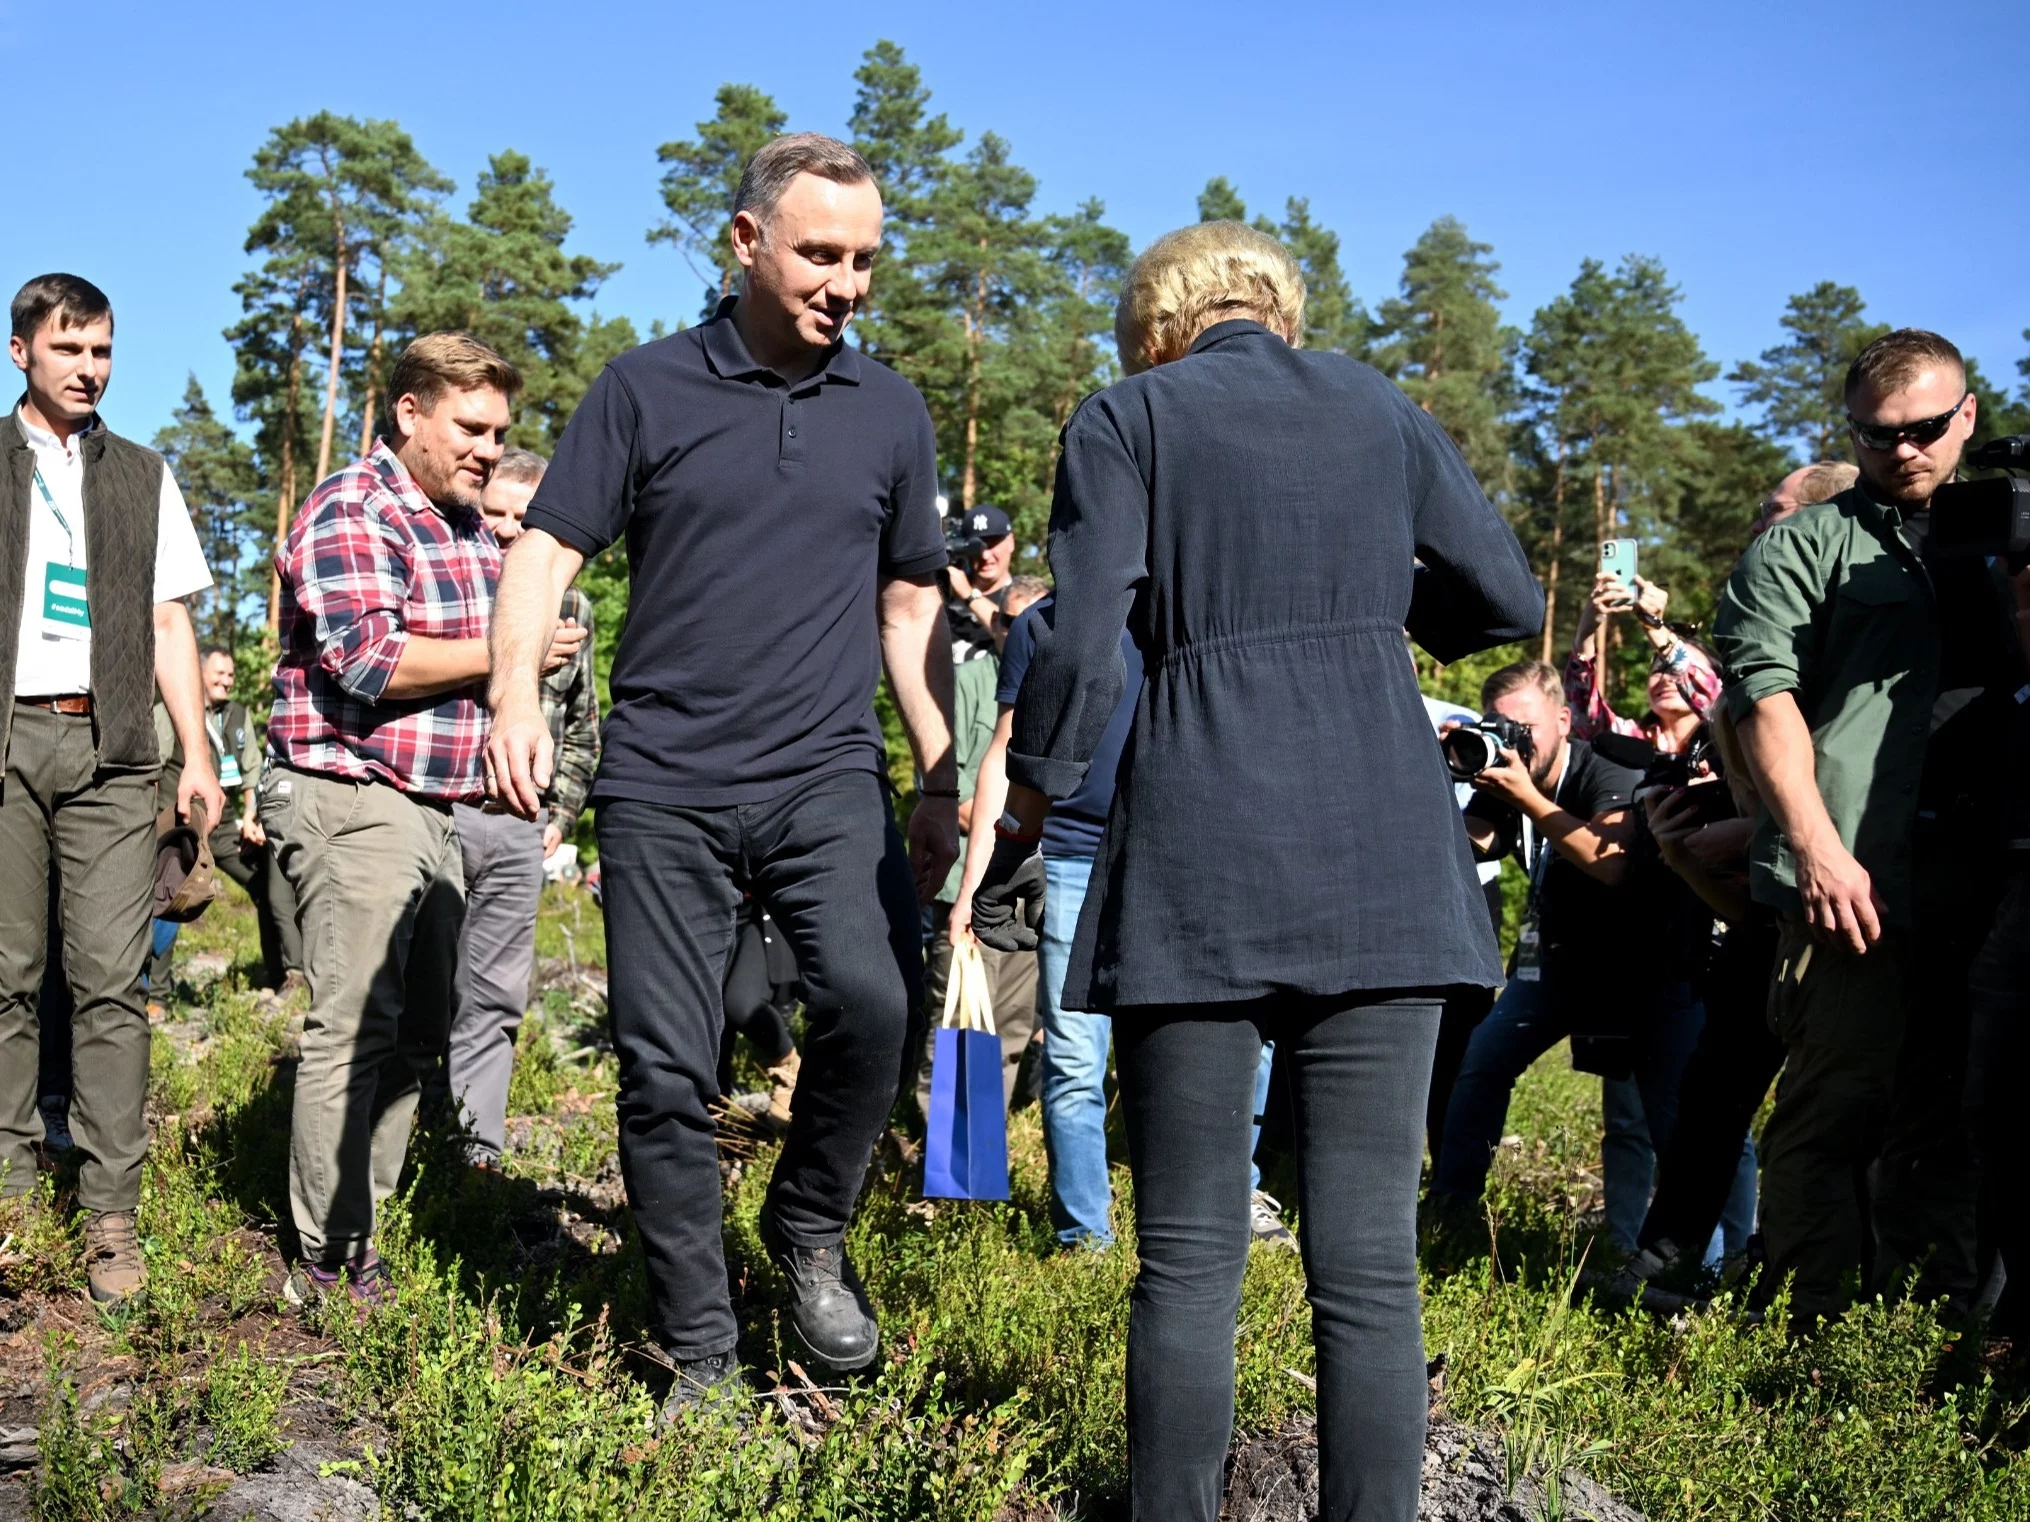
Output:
top-left (1847, 393), bottom-right (1967, 453)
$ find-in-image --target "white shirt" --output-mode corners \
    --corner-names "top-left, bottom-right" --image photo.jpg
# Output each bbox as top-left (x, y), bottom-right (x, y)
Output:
top-left (15, 407), bottom-right (213, 696)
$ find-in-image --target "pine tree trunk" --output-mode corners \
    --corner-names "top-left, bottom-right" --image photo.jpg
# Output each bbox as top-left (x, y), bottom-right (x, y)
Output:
top-left (267, 312), bottom-right (308, 633)
top-left (1539, 443), bottom-right (1568, 664)
top-left (1591, 458), bottom-right (1610, 711)
top-left (961, 261), bottom-right (986, 512)
top-left (314, 217), bottom-right (350, 484)
top-left (355, 252), bottom-right (387, 461)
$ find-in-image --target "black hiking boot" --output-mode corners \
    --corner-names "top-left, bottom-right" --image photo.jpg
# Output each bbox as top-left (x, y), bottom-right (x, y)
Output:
top-left (758, 1204), bottom-right (879, 1372)
top-left (658, 1350), bottom-right (748, 1426)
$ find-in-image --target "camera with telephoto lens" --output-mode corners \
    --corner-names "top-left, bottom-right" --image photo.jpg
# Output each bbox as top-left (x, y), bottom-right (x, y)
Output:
top-left (1924, 435), bottom-right (2030, 568)
top-left (1443, 715), bottom-right (1536, 781)
top-left (944, 519), bottom-right (986, 564)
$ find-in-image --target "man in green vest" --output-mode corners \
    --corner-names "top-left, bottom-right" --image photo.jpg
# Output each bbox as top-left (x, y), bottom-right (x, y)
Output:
top-left (1, 273), bottom-right (222, 1303)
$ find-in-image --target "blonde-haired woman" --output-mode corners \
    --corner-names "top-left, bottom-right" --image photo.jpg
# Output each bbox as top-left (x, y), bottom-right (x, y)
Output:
top-left (971, 222), bottom-right (1542, 1521)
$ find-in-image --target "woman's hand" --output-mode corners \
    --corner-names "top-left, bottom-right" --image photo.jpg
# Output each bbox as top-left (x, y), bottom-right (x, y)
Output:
top-left (1631, 575), bottom-right (1668, 624)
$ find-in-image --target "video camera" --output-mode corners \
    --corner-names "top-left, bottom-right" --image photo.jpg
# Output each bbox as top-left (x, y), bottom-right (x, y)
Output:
top-left (1443, 715), bottom-right (1536, 781)
top-left (1924, 435), bottom-right (2030, 567)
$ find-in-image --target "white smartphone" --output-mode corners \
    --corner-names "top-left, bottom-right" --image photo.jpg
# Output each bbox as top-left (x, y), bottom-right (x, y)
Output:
top-left (1599, 538), bottom-right (1638, 593)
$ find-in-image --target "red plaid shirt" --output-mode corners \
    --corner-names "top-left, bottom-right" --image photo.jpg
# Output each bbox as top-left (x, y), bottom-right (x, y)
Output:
top-left (268, 442), bottom-right (500, 800)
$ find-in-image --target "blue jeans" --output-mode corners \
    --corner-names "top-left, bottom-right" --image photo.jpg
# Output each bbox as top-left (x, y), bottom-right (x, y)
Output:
top-left (1434, 975), bottom-right (1720, 1252)
top-left (1604, 1077), bottom-right (1759, 1263)
top-left (1038, 855), bottom-right (1113, 1246)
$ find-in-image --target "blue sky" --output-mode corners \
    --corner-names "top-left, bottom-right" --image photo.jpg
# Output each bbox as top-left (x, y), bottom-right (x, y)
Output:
top-left (5, 0), bottom-right (2027, 444)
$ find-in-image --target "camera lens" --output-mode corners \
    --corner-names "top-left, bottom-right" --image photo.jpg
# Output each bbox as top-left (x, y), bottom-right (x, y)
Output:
top-left (1443, 728), bottom-right (1497, 781)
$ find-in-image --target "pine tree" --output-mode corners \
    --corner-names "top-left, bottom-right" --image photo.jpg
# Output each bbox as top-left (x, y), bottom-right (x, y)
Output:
top-left (244, 114), bottom-right (450, 487)
top-left (223, 263), bottom-right (317, 631)
top-left (648, 84), bottom-right (787, 315)
top-left (1516, 256), bottom-right (1717, 666)
top-left (1196, 176), bottom-right (1248, 223)
top-left (848, 42), bottom-right (960, 363)
top-left (393, 150), bottom-right (638, 450)
top-left (1268, 198), bottom-right (1367, 357)
top-left (1370, 217), bottom-right (1512, 491)
top-left (153, 377), bottom-right (263, 657)
top-left (1728, 282), bottom-right (1887, 462)
top-left (907, 133), bottom-right (1063, 516)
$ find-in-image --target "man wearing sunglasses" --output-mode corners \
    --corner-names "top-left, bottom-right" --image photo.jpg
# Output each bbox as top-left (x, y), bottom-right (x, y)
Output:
top-left (1714, 328), bottom-right (2017, 1324)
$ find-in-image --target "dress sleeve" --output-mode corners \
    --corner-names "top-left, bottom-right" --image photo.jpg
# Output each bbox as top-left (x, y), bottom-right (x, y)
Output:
top-left (1006, 399), bottom-right (1146, 799)
top-left (1401, 400), bottom-right (1543, 663)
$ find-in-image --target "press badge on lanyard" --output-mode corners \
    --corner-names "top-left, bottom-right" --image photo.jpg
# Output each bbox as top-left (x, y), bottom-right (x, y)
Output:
top-left (32, 467), bottom-right (89, 641)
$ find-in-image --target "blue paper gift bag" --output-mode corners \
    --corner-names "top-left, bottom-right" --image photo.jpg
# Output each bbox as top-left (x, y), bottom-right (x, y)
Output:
top-left (923, 941), bottom-right (1010, 1201)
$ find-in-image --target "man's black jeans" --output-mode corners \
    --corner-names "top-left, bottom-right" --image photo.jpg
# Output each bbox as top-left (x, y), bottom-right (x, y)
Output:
top-left (598, 771), bottom-right (921, 1360)
top-left (1115, 990), bottom-right (1443, 1522)
top-left (1638, 919), bottom-right (1781, 1257)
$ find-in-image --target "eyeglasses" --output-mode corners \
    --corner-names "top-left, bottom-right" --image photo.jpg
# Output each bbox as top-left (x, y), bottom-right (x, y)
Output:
top-left (1846, 393), bottom-right (1968, 453)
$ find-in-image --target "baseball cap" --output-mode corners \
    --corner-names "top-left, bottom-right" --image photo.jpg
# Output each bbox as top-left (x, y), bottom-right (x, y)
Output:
top-left (960, 505), bottom-right (1012, 540)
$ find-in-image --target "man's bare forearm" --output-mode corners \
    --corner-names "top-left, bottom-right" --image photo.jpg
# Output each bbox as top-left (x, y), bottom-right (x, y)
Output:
top-left (490, 530), bottom-right (584, 713)
top-left (1736, 693), bottom-right (1838, 856)
top-left (880, 576), bottom-right (957, 790)
top-left (1522, 799), bottom-right (1630, 885)
top-left (385, 637), bottom-right (491, 700)
top-left (958, 713), bottom-right (1016, 905)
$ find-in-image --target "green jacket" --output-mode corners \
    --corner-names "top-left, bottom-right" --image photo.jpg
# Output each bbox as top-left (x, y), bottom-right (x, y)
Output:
top-left (938, 655), bottom-right (1002, 904)
top-left (1713, 485), bottom-right (2014, 926)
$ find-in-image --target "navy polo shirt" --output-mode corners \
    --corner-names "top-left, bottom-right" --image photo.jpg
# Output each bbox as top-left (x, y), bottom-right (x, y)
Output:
top-left (523, 298), bottom-right (946, 806)
top-left (998, 597), bottom-right (1142, 859)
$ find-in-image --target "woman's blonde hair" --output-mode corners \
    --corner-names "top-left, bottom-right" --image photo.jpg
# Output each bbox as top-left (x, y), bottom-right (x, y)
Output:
top-left (1114, 221), bottom-right (1306, 374)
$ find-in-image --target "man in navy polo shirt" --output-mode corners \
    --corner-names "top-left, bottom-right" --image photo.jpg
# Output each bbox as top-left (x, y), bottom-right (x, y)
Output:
top-left (485, 133), bottom-right (958, 1405)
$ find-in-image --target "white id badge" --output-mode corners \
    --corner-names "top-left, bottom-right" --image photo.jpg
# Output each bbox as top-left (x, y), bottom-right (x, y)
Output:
top-left (41, 562), bottom-right (89, 641)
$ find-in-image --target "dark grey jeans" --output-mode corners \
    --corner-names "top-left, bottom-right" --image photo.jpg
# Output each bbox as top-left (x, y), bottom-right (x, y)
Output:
top-left (598, 770), bottom-right (921, 1360)
top-left (446, 803), bottom-right (545, 1163)
top-left (0, 706), bottom-right (156, 1210)
top-left (1115, 991), bottom-right (1443, 1522)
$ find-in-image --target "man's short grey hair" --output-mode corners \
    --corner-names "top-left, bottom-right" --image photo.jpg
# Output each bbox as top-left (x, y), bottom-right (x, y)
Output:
top-left (733, 133), bottom-right (877, 230)
top-left (1796, 459), bottom-right (1858, 505)
top-left (494, 448), bottom-right (547, 487)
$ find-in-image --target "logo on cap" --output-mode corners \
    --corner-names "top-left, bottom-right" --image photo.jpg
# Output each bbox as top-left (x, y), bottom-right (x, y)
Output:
top-left (970, 514), bottom-right (988, 531)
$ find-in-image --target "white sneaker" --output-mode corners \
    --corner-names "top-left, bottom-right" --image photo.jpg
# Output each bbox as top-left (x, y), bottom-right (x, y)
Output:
top-left (1249, 1191), bottom-right (1297, 1250)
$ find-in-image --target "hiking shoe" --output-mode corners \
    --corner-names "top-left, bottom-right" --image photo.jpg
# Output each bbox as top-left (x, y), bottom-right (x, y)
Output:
top-left (1600, 1239), bottom-right (1692, 1314)
top-left (83, 1211), bottom-right (147, 1304)
top-left (284, 1251), bottom-right (392, 1312)
top-left (37, 1098), bottom-right (72, 1158)
top-left (657, 1350), bottom-right (748, 1426)
top-left (1250, 1191), bottom-right (1297, 1251)
top-left (758, 1205), bottom-right (878, 1371)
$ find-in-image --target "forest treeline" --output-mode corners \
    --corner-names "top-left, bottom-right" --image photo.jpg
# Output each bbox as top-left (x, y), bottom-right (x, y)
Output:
top-left (153, 38), bottom-right (2030, 709)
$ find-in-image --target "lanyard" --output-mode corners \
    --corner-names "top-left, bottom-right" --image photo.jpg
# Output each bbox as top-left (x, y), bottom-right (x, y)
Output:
top-left (30, 466), bottom-right (78, 565)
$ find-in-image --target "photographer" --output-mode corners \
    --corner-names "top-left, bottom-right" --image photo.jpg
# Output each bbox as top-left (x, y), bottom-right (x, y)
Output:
top-left (1565, 572), bottom-right (1718, 753)
top-left (943, 504), bottom-right (1017, 661)
top-left (1428, 660), bottom-right (1712, 1254)
top-left (1713, 328), bottom-right (2017, 1322)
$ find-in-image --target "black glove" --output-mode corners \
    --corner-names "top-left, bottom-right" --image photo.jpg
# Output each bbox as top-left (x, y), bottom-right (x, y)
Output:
top-left (970, 835), bottom-right (1046, 952)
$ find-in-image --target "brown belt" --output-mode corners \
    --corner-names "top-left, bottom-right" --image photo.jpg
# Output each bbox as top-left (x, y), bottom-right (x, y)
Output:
top-left (17, 695), bottom-right (92, 716)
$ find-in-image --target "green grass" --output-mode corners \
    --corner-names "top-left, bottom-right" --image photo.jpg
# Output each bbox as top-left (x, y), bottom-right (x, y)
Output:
top-left (10, 882), bottom-right (2030, 1519)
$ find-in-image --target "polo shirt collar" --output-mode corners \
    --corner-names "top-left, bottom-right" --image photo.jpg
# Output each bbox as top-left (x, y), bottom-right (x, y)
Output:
top-left (702, 295), bottom-right (863, 389)
top-left (1187, 318), bottom-right (1278, 356)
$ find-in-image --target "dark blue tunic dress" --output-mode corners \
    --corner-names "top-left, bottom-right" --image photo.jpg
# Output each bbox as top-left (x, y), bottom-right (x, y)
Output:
top-left (1006, 321), bottom-right (1544, 1011)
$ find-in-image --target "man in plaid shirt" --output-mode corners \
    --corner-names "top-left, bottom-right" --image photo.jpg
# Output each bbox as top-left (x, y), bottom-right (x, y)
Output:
top-left (262, 335), bottom-right (584, 1306)
top-left (439, 448), bottom-right (599, 1173)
